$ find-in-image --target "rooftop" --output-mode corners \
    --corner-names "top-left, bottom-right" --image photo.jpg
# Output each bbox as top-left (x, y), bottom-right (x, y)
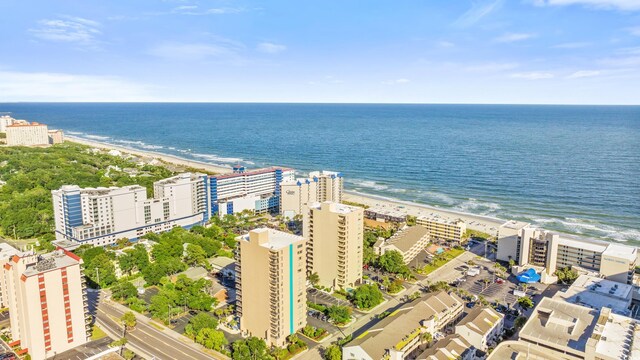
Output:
top-left (22, 249), bottom-right (81, 277)
top-left (380, 226), bottom-right (430, 253)
top-left (213, 166), bottom-right (292, 180)
top-left (209, 256), bottom-right (236, 268)
top-left (7, 121), bottom-right (47, 127)
top-left (592, 309), bottom-right (640, 360)
top-left (155, 172), bottom-right (205, 185)
top-left (456, 307), bottom-right (503, 336)
top-left (239, 228), bottom-right (305, 250)
top-left (365, 206), bottom-right (406, 219)
top-left (488, 340), bottom-right (566, 360)
top-left (416, 335), bottom-right (472, 360)
top-left (499, 220), bottom-right (530, 231)
top-left (554, 274), bottom-right (633, 316)
top-left (308, 201), bottom-right (362, 215)
top-left (417, 215), bottom-right (465, 226)
top-left (602, 243), bottom-right (638, 262)
top-left (345, 291), bottom-right (463, 359)
top-left (0, 243), bottom-right (21, 260)
top-left (519, 297), bottom-right (599, 354)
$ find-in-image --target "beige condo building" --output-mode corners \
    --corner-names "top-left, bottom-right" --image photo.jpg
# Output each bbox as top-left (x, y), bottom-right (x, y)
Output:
top-left (2, 249), bottom-right (89, 359)
top-left (6, 122), bottom-right (50, 146)
top-left (303, 202), bottom-right (363, 290)
top-left (236, 228), bottom-right (307, 347)
top-left (416, 216), bottom-right (467, 244)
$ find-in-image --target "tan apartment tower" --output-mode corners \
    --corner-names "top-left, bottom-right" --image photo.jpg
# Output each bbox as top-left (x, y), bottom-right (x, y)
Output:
top-left (303, 202), bottom-right (363, 290)
top-left (2, 249), bottom-right (89, 359)
top-left (280, 171), bottom-right (344, 219)
top-left (236, 228), bottom-right (307, 347)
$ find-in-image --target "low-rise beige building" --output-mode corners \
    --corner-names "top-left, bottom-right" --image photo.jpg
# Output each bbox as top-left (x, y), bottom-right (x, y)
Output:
top-left (518, 297), bottom-right (640, 360)
top-left (374, 226), bottom-right (430, 265)
top-left (6, 122), bottom-right (49, 146)
top-left (48, 129), bottom-right (64, 144)
top-left (236, 228), bottom-right (307, 347)
top-left (416, 216), bottom-right (466, 244)
top-left (304, 201), bottom-right (363, 290)
top-left (342, 291), bottom-right (464, 360)
top-left (415, 335), bottom-right (473, 360)
top-left (454, 307), bottom-right (503, 352)
top-left (2, 249), bottom-right (89, 360)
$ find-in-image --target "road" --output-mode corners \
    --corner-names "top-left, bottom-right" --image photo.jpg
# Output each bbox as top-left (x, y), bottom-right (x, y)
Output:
top-left (93, 293), bottom-right (223, 360)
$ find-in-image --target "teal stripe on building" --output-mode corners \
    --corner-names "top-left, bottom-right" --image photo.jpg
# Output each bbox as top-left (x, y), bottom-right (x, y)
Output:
top-left (289, 244), bottom-right (294, 334)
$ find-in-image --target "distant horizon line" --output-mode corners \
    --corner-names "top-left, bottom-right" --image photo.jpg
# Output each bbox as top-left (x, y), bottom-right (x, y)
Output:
top-left (1, 101), bottom-right (639, 106)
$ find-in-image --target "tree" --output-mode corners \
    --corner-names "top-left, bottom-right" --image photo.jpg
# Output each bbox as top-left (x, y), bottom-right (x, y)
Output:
top-left (324, 345), bottom-right (342, 360)
top-left (555, 267), bottom-right (579, 284)
top-left (377, 250), bottom-right (411, 277)
top-left (351, 284), bottom-right (384, 309)
top-left (111, 280), bottom-right (137, 301)
top-left (327, 305), bottom-right (352, 324)
top-left (508, 258), bottom-right (516, 269)
top-left (185, 313), bottom-right (219, 338)
top-left (308, 272), bottom-right (320, 287)
top-left (232, 337), bottom-right (273, 360)
top-left (517, 296), bottom-right (534, 309)
top-left (149, 293), bottom-right (173, 321)
top-left (514, 316), bottom-right (528, 329)
top-left (121, 311), bottom-right (137, 331)
top-left (86, 253), bottom-right (117, 287)
top-left (196, 328), bottom-right (228, 351)
top-left (185, 243), bottom-right (208, 267)
top-left (420, 332), bottom-right (433, 346)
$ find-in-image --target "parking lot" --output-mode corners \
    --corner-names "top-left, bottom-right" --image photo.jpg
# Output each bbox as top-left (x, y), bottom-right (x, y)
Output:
top-left (307, 288), bottom-right (351, 308)
top-left (54, 337), bottom-right (118, 360)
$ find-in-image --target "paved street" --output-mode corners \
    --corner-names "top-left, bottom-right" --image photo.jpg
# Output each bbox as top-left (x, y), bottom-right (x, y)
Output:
top-left (90, 290), bottom-right (225, 360)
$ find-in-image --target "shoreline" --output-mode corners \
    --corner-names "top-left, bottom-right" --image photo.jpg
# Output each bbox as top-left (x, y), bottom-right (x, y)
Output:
top-left (65, 135), bottom-right (505, 236)
top-left (67, 135), bottom-right (233, 175)
top-left (343, 191), bottom-right (505, 236)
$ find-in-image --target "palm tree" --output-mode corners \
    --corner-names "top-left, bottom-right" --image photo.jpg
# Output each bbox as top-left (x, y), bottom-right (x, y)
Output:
top-left (308, 272), bottom-right (320, 287)
top-left (420, 332), bottom-right (433, 348)
top-left (121, 311), bottom-right (137, 333)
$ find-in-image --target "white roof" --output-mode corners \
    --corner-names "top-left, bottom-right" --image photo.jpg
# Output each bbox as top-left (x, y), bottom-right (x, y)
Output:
top-left (594, 312), bottom-right (640, 360)
top-left (0, 243), bottom-right (20, 260)
top-left (602, 243), bottom-right (638, 262)
top-left (558, 236), bottom-right (608, 253)
top-left (241, 228), bottom-right (304, 250)
top-left (555, 275), bottom-right (633, 316)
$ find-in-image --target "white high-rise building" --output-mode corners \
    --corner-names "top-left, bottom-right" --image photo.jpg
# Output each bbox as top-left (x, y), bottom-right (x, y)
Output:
top-left (280, 170), bottom-right (343, 219)
top-left (210, 165), bottom-right (295, 216)
top-left (0, 115), bottom-right (15, 132)
top-left (52, 173), bottom-right (210, 246)
top-left (2, 249), bottom-right (89, 359)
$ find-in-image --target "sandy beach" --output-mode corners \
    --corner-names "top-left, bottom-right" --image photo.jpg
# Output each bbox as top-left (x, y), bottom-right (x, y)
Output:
top-left (66, 136), bottom-right (506, 236)
top-left (344, 191), bottom-right (505, 236)
top-left (66, 135), bottom-right (233, 175)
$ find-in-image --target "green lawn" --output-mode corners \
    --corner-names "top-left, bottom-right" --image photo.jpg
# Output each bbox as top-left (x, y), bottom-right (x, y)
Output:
top-left (90, 324), bottom-right (107, 340)
top-left (417, 248), bottom-right (465, 276)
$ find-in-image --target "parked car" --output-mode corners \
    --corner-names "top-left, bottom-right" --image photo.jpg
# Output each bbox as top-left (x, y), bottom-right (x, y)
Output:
top-left (495, 278), bottom-right (505, 284)
top-left (466, 302), bottom-right (476, 309)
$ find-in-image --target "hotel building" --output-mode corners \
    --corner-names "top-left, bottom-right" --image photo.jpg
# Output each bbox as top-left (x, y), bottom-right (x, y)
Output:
top-left (6, 121), bottom-right (50, 146)
top-left (498, 226), bottom-right (638, 284)
top-left (236, 228), bottom-right (307, 347)
top-left (415, 216), bottom-right (467, 244)
top-left (2, 249), bottom-right (89, 359)
top-left (454, 307), bottom-right (503, 352)
top-left (209, 165), bottom-right (294, 216)
top-left (280, 170), bottom-right (343, 219)
top-left (303, 202), bottom-right (363, 290)
top-left (374, 226), bottom-right (430, 265)
top-left (52, 172), bottom-right (210, 246)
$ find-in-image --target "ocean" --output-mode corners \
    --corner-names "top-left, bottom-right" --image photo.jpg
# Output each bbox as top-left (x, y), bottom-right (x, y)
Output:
top-left (1, 103), bottom-right (638, 244)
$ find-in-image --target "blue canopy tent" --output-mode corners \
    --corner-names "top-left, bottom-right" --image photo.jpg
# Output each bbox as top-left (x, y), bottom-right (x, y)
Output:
top-left (517, 268), bottom-right (541, 283)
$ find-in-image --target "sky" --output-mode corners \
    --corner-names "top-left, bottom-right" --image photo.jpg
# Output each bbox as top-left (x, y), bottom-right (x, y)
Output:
top-left (0, 0), bottom-right (639, 104)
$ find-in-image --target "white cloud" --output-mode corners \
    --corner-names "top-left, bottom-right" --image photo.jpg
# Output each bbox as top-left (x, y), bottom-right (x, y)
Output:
top-left (567, 70), bottom-right (601, 78)
top-left (0, 71), bottom-right (155, 102)
top-left (29, 16), bottom-right (101, 48)
top-left (257, 42), bottom-right (287, 54)
top-left (382, 78), bottom-right (410, 85)
top-left (627, 26), bottom-right (640, 36)
top-left (494, 32), bottom-right (537, 43)
top-left (464, 62), bottom-right (519, 72)
top-left (531, 0), bottom-right (640, 11)
top-left (171, 5), bottom-right (245, 15)
top-left (149, 40), bottom-right (244, 62)
top-left (453, 0), bottom-right (505, 28)
top-left (510, 72), bottom-right (555, 79)
top-left (553, 42), bottom-right (591, 48)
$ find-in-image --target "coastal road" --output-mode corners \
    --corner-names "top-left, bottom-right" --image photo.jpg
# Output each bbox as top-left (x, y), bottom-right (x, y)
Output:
top-left (298, 250), bottom-right (480, 360)
top-left (95, 297), bottom-right (223, 360)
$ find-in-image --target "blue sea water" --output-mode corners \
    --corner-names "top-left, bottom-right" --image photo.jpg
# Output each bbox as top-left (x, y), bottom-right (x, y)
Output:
top-left (1, 103), bottom-right (639, 244)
